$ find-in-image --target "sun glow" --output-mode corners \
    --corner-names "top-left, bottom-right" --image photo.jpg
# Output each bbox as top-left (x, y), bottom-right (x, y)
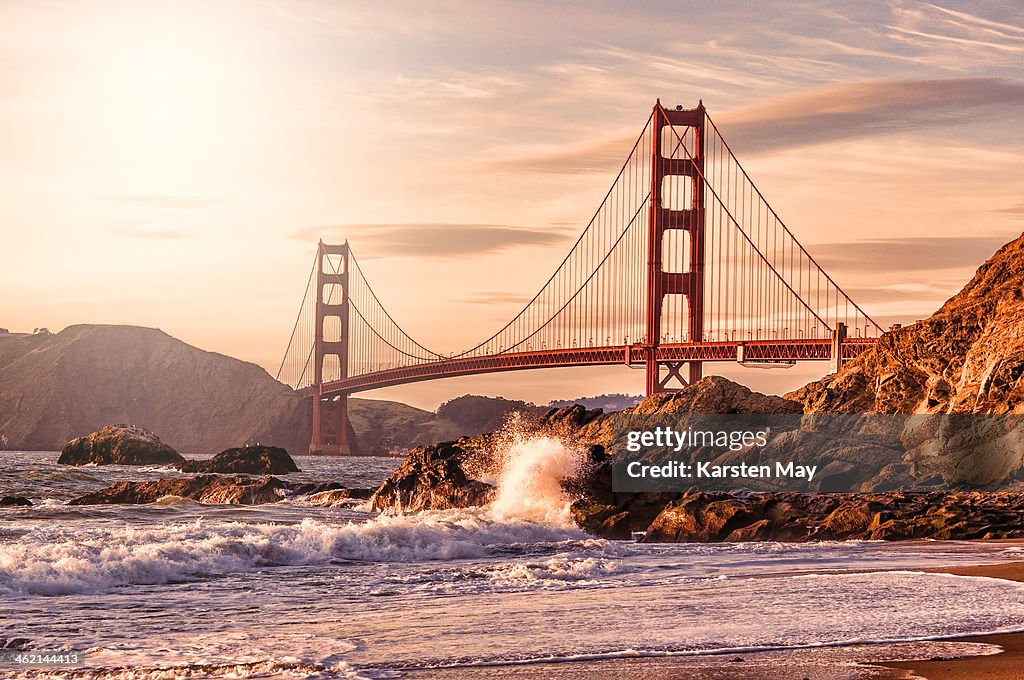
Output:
top-left (80, 11), bottom-right (245, 196)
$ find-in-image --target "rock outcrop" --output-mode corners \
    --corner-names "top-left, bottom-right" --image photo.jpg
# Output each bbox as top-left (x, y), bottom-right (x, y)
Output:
top-left (58, 425), bottom-right (185, 466)
top-left (177, 445), bottom-right (300, 474)
top-left (306, 487), bottom-right (374, 507)
top-left (789, 233), bottom-right (1024, 484)
top-left (575, 376), bottom-right (803, 448)
top-left (370, 439), bottom-right (496, 512)
top-left (67, 474), bottom-right (372, 506)
top-left (791, 233), bottom-right (1024, 416)
top-left (370, 377), bottom-right (802, 516)
top-left (68, 475), bottom-right (288, 505)
top-left (639, 491), bottom-right (1024, 542)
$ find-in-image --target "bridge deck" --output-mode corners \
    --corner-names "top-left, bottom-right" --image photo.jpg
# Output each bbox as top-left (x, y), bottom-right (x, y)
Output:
top-left (300, 337), bottom-right (876, 396)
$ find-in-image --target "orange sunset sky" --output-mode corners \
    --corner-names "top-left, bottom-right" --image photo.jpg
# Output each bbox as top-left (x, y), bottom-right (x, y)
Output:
top-left (2, 1), bottom-right (1023, 409)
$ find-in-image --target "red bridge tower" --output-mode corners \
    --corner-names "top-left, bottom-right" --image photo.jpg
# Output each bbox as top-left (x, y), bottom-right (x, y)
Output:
top-left (645, 100), bottom-right (706, 394)
top-left (310, 240), bottom-right (353, 455)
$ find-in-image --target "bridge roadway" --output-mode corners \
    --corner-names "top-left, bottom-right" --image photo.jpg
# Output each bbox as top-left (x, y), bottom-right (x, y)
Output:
top-left (299, 337), bottom-right (876, 397)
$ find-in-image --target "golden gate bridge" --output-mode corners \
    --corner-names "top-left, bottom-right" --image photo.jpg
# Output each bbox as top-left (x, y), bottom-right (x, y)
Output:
top-left (277, 101), bottom-right (882, 454)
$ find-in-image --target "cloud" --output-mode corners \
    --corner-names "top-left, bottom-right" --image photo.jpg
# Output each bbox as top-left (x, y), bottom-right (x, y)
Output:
top-left (291, 223), bottom-right (576, 258)
top-left (999, 201), bottom-right (1024, 218)
top-left (718, 77), bottom-right (1024, 155)
top-left (459, 292), bottom-right (533, 305)
top-left (486, 133), bottom-right (640, 175)
top-left (809, 234), bottom-right (1019, 274)
top-left (108, 223), bottom-right (184, 240)
top-left (96, 194), bottom-right (218, 210)
top-left (486, 78), bottom-right (1024, 174)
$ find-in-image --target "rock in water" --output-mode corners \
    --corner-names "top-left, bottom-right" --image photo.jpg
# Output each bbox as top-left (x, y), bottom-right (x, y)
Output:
top-left (370, 439), bottom-right (495, 512)
top-left (0, 496), bottom-right (31, 507)
top-left (177, 445), bottom-right (299, 474)
top-left (306, 487), bottom-right (373, 507)
top-left (68, 475), bottom-right (287, 505)
top-left (58, 425), bottom-right (185, 466)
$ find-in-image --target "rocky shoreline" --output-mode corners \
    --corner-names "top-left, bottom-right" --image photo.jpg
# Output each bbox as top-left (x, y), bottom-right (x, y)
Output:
top-left (41, 384), bottom-right (1024, 543)
top-left (67, 475), bottom-right (371, 506)
top-left (26, 234), bottom-right (1024, 542)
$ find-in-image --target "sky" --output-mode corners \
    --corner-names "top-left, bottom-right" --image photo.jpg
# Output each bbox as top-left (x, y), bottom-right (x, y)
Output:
top-left (1, 0), bottom-right (1022, 409)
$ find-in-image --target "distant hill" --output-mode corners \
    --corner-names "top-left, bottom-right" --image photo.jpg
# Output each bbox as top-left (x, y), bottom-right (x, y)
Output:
top-left (547, 393), bottom-right (642, 412)
top-left (0, 325), bottom-right (591, 455)
top-left (0, 325), bottom-right (309, 453)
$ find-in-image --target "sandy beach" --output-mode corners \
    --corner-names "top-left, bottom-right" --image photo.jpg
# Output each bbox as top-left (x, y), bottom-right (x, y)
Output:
top-left (878, 559), bottom-right (1024, 680)
top-left (401, 555), bottom-right (1024, 680)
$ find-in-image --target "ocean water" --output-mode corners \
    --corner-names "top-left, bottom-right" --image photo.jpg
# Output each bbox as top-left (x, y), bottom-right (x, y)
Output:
top-left (1, 438), bottom-right (1024, 679)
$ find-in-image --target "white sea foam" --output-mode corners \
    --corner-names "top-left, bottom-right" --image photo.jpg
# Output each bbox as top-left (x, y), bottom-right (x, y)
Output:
top-left (4, 658), bottom-right (378, 680)
top-left (0, 509), bottom-right (591, 596)
top-left (483, 556), bottom-right (623, 586)
top-left (489, 432), bottom-right (581, 526)
top-left (0, 428), bottom-right (598, 596)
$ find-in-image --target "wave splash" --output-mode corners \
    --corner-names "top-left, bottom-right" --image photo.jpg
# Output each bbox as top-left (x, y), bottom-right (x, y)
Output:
top-left (0, 425), bottom-right (593, 596)
top-left (488, 421), bottom-right (583, 526)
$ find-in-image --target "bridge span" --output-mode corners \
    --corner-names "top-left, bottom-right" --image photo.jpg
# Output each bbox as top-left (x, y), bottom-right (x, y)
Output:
top-left (278, 101), bottom-right (881, 454)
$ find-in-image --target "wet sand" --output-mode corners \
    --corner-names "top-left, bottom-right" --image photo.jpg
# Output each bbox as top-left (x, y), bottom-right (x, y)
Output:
top-left (878, 560), bottom-right (1024, 680)
top-left (403, 555), bottom-right (1024, 680)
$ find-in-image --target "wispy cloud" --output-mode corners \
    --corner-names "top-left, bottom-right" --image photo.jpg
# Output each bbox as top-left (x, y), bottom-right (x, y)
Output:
top-left (923, 3), bottom-right (1024, 39)
top-left (999, 201), bottom-right (1024, 218)
top-left (485, 133), bottom-right (638, 175)
top-left (810, 234), bottom-right (1020, 274)
top-left (485, 77), bottom-right (1024, 174)
top-left (110, 222), bottom-right (186, 240)
top-left (109, 225), bottom-right (184, 240)
top-left (718, 77), bottom-right (1024, 155)
top-left (96, 194), bottom-right (218, 210)
top-left (292, 223), bottom-right (576, 258)
top-left (459, 292), bottom-right (533, 305)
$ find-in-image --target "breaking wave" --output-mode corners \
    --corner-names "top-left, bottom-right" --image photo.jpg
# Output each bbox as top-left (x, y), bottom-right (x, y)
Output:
top-left (0, 511), bottom-right (594, 596)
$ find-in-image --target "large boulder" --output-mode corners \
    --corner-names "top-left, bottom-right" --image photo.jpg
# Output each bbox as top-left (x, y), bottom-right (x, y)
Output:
top-left (177, 445), bottom-right (300, 474)
top-left (576, 376), bottom-right (803, 448)
top-left (0, 496), bottom-right (31, 507)
top-left (68, 475), bottom-right (288, 505)
top-left (58, 425), bottom-right (184, 466)
top-left (370, 439), bottom-right (495, 512)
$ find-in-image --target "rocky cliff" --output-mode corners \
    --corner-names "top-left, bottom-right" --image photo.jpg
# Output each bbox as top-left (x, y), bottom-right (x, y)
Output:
top-left (787, 233), bottom-right (1024, 485)
top-left (790, 233), bottom-right (1024, 415)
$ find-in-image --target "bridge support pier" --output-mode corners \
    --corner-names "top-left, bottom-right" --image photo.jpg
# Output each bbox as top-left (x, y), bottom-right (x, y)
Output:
top-left (646, 357), bottom-right (702, 394)
top-left (311, 391), bottom-right (353, 456)
top-left (830, 322), bottom-right (848, 375)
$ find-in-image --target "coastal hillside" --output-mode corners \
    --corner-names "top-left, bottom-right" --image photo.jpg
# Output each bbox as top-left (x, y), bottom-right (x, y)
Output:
top-left (790, 232), bottom-right (1024, 414)
top-left (0, 325), bottom-right (309, 453)
top-left (0, 325), bottom-right (562, 454)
